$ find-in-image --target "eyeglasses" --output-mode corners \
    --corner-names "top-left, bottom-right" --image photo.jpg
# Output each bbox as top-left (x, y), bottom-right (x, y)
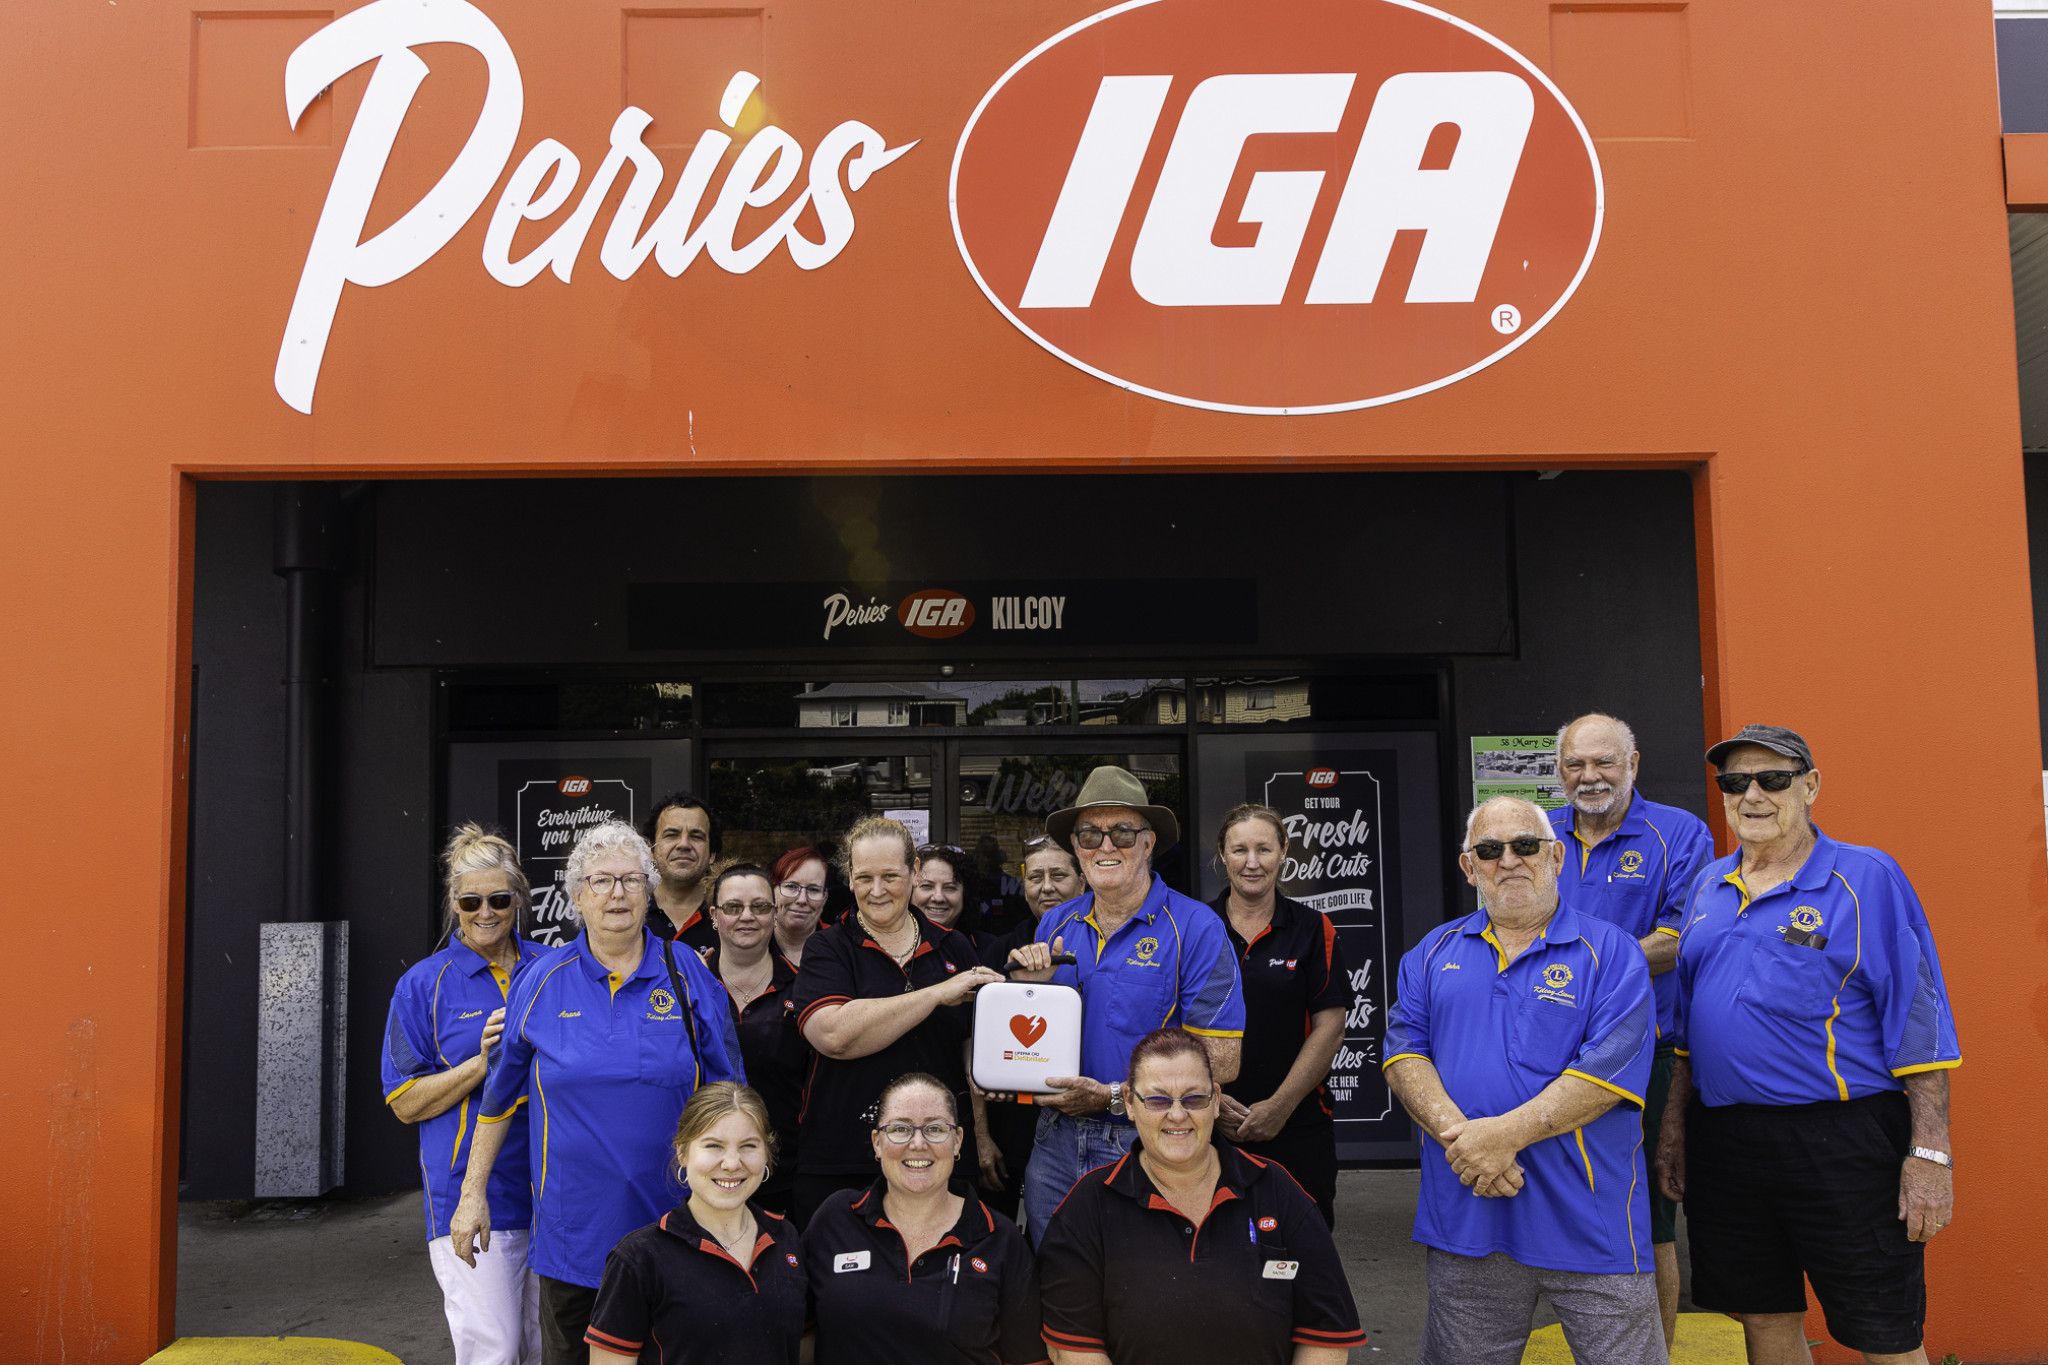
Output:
top-left (456, 891), bottom-right (517, 913)
top-left (1073, 824), bottom-right (1150, 849)
top-left (716, 900), bottom-right (776, 919)
top-left (916, 843), bottom-right (967, 862)
top-left (877, 1121), bottom-right (958, 1145)
top-left (1134, 1092), bottom-right (1215, 1112)
top-left (581, 872), bottom-right (649, 896)
top-left (1467, 836), bottom-right (1555, 861)
top-left (775, 881), bottom-right (828, 902)
top-left (1714, 769), bottom-right (1809, 795)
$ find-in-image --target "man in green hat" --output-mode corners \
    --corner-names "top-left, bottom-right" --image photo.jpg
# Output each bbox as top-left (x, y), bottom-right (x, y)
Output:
top-left (1005, 765), bottom-right (1246, 1245)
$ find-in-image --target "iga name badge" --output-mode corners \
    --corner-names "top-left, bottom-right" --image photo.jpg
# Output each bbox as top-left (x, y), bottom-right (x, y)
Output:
top-left (834, 1250), bottom-right (871, 1273)
top-left (1262, 1260), bottom-right (1300, 1280)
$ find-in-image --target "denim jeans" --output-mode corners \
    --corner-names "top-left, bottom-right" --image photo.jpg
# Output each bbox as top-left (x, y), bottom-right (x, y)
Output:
top-left (1021, 1108), bottom-right (1139, 1248)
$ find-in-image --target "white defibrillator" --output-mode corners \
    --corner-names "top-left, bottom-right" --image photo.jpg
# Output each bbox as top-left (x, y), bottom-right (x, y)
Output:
top-left (971, 957), bottom-right (1082, 1095)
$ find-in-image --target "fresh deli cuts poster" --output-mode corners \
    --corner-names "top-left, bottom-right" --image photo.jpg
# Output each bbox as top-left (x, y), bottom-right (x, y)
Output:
top-left (1252, 749), bottom-right (1400, 1147)
top-left (497, 758), bottom-right (652, 947)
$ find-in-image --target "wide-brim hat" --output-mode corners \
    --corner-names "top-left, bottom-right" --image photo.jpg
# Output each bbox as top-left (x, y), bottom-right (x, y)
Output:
top-left (1043, 765), bottom-right (1180, 851)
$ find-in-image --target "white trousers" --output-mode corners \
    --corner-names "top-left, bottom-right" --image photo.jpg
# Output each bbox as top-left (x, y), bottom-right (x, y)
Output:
top-left (428, 1229), bottom-right (542, 1365)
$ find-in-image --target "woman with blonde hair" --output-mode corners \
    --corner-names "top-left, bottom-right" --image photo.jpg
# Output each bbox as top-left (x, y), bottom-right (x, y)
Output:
top-left (789, 816), bottom-right (1004, 1226)
top-left (381, 823), bottom-right (547, 1365)
top-left (585, 1082), bottom-right (811, 1365)
top-left (451, 820), bottom-right (744, 1365)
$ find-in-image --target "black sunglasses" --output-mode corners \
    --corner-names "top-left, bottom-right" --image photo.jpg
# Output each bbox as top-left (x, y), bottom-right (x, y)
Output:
top-left (456, 891), bottom-right (518, 912)
top-left (1074, 824), bottom-right (1150, 849)
top-left (1714, 768), bottom-right (1808, 795)
top-left (917, 843), bottom-right (967, 862)
top-left (1467, 836), bottom-right (1554, 861)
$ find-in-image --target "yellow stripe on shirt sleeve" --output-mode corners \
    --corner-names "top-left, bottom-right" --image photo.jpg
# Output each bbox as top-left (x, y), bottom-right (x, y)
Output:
top-left (384, 1077), bottom-right (420, 1104)
top-left (1182, 1025), bottom-right (1243, 1038)
top-left (1891, 1059), bottom-right (1961, 1077)
top-left (1382, 1052), bottom-right (1431, 1072)
top-left (1654, 926), bottom-right (1682, 939)
top-left (478, 1095), bottom-right (528, 1124)
top-left (1563, 1068), bottom-right (1645, 1109)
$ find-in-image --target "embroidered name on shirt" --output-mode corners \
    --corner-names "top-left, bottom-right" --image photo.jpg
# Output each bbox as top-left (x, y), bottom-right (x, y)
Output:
top-left (558, 1010), bottom-right (582, 1018)
top-left (458, 1009), bottom-right (484, 1019)
top-left (834, 1250), bottom-right (871, 1273)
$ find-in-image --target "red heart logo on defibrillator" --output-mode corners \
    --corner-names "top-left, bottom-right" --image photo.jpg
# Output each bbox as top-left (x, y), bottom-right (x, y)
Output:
top-left (1009, 1015), bottom-right (1047, 1047)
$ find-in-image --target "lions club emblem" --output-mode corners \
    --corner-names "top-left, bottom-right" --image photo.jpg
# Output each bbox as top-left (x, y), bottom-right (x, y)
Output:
top-left (1790, 906), bottom-right (1824, 934)
top-left (1134, 937), bottom-right (1160, 961)
top-left (648, 988), bottom-right (677, 1015)
top-left (1542, 964), bottom-right (1574, 991)
top-left (1618, 850), bottom-right (1644, 875)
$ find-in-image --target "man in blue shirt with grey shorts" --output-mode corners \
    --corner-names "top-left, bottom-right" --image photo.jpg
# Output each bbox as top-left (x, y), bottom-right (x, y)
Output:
top-left (1385, 794), bottom-right (1663, 1365)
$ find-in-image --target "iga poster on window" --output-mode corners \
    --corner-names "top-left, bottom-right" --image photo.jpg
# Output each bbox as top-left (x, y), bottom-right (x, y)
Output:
top-left (1248, 748), bottom-right (1402, 1154)
top-left (497, 758), bottom-right (652, 947)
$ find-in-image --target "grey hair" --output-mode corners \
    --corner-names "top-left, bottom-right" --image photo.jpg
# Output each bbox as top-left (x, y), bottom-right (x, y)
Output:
top-left (1463, 796), bottom-right (1554, 849)
top-left (1554, 713), bottom-right (1637, 760)
top-left (441, 822), bottom-right (531, 941)
top-left (563, 820), bottom-right (659, 902)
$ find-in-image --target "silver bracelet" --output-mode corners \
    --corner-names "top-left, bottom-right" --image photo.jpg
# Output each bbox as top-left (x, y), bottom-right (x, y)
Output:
top-left (1908, 1146), bottom-right (1953, 1169)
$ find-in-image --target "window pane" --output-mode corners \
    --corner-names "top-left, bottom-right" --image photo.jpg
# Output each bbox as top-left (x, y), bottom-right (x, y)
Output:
top-left (709, 754), bottom-right (933, 877)
top-left (961, 750), bottom-right (1190, 894)
top-left (1192, 677), bottom-right (1310, 725)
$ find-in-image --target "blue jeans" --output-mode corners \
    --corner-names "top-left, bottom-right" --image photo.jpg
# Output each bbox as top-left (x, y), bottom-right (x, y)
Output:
top-left (1021, 1108), bottom-right (1139, 1248)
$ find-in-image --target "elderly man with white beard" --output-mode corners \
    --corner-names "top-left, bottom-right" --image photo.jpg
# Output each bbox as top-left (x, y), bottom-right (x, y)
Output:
top-left (1545, 713), bottom-right (1715, 1350)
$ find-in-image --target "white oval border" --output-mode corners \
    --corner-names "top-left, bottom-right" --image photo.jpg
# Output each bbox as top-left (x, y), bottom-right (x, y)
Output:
top-left (947, 0), bottom-right (1606, 416)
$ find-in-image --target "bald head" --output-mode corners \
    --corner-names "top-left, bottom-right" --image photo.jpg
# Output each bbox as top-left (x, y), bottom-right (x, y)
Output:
top-left (1462, 795), bottom-right (1553, 849)
top-left (1556, 712), bottom-right (1639, 819)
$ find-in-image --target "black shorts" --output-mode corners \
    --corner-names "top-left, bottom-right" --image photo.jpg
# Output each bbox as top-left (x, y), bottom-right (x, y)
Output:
top-left (1684, 1089), bottom-right (1924, 1355)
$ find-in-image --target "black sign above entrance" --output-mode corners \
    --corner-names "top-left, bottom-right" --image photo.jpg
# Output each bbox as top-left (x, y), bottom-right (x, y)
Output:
top-left (628, 579), bottom-right (1257, 652)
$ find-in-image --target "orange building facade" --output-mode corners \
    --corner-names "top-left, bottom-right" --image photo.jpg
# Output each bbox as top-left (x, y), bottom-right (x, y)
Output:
top-left (3, 1), bottom-right (2044, 1361)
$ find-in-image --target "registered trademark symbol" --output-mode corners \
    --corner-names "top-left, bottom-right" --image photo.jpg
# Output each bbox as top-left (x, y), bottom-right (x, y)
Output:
top-left (1492, 304), bottom-right (1522, 335)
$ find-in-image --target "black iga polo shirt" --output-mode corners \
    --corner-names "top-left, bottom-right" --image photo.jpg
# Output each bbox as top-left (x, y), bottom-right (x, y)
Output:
top-left (788, 910), bottom-right (983, 1174)
top-left (1212, 894), bottom-right (1353, 1138)
top-left (802, 1178), bottom-right (1046, 1365)
top-left (585, 1201), bottom-right (810, 1365)
top-left (1038, 1141), bottom-right (1366, 1365)
top-left (708, 945), bottom-right (810, 1199)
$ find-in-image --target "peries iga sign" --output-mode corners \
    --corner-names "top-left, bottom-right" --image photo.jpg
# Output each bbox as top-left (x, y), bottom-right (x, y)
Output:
top-left (273, 0), bottom-right (915, 414)
top-left (951, 0), bottom-right (1603, 414)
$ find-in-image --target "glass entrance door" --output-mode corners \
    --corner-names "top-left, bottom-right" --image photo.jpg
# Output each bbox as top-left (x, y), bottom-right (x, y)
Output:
top-left (958, 739), bottom-right (1188, 896)
top-left (706, 740), bottom-right (948, 868)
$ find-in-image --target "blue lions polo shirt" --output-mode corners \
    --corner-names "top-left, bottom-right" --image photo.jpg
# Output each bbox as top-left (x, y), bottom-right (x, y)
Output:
top-left (1036, 876), bottom-right (1245, 1117)
top-left (1673, 827), bottom-right (1961, 1108)
top-left (1550, 794), bottom-right (1716, 1042)
top-left (381, 936), bottom-right (548, 1240)
top-left (477, 927), bottom-right (744, 1287)
top-left (1382, 902), bottom-right (1655, 1275)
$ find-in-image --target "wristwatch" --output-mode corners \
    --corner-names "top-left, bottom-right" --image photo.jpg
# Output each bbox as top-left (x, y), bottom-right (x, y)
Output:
top-left (1107, 1082), bottom-right (1126, 1118)
top-left (1909, 1146), bottom-right (1954, 1169)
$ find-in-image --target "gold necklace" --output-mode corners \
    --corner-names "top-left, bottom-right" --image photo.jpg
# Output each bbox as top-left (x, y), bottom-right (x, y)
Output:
top-left (858, 909), bottom-right (920, 963)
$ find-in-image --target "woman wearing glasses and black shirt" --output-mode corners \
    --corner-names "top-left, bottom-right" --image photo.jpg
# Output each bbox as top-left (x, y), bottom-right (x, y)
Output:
top-left (802, 1073), bottom-right (1042, 1365)
top-left (1038, 1028), bottom-right (1365, 1365)
top-left (706, 863), bottom-right (810, 1218)
top-left (770, 847), bottom-right (831, 971)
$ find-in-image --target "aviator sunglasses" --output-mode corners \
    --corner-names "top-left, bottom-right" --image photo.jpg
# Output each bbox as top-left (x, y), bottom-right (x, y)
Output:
top-left (1466, 836), bottom-right (1555, 861)
top-left (456, 891), bottom-right (518, 912)
top-left (1714, 768), bottom-right (1809, 795)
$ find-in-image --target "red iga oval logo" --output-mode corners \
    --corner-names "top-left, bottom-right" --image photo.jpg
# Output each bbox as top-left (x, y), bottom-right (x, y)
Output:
top-left (899, 589), bottom-right (977, 639)
top-left (950, 0), bottom-right (1601, 414)
top-left (559, 776), bottom-right (591, 794)
top-left (1306, 768), bottom-right (1339, 787)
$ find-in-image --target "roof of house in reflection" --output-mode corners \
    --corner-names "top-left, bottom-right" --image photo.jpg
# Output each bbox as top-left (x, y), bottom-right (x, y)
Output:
top-left (794, 681), bottom-right (969, 702)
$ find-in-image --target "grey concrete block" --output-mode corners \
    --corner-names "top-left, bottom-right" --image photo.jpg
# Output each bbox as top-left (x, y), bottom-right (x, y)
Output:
top-left (255, 921), bottom-right (348, 1197)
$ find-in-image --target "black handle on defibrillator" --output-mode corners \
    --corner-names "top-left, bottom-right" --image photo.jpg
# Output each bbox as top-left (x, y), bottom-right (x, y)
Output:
top-left (1001, 951), bottom-right (1078, 979)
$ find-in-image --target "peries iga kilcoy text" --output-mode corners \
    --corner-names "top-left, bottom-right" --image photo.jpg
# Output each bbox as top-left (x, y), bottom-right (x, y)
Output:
top-left (273, 0), bottom-right (917, 413)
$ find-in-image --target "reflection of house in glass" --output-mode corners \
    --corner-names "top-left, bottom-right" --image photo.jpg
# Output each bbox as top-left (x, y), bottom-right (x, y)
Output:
top-left (1189, 677), bottom-right (1311, 724)
top-left (794, 681), bottom-right (969, 728)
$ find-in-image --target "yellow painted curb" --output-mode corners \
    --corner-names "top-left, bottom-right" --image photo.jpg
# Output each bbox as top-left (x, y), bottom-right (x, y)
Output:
top-left (145, 1339), bottom-right (404, 1364)
top-left (1522, 1311), bottom-right (1746, 1364)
